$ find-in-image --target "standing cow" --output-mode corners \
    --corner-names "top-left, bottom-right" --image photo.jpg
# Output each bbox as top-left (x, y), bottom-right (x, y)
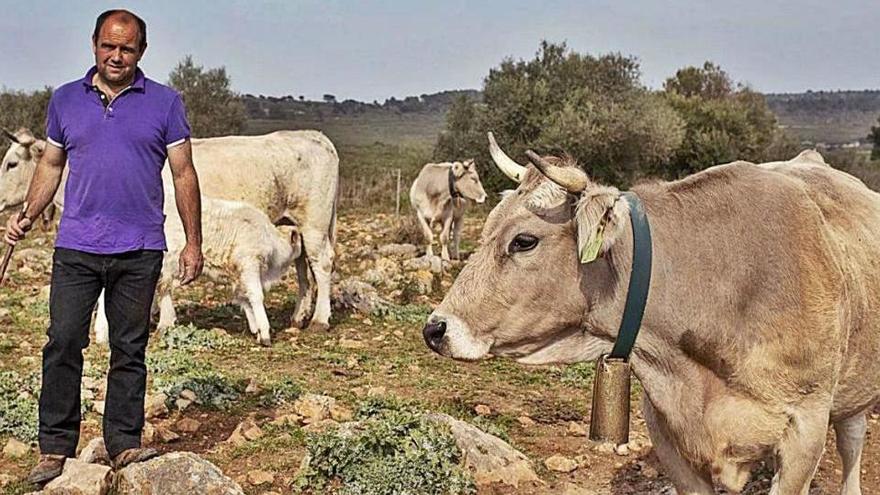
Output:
top-left (409, 160), bottom-right (487, 260)
top-left (423, 133), bottom-right (880, 495)
top-left (167, 130), bottom-right (338, 331)
top-left (1, 128), bottom-right (58, 228)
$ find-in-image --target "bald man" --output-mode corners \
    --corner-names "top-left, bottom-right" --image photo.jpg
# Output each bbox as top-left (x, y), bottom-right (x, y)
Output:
top-left (6, 9), bottom-right (203, 484)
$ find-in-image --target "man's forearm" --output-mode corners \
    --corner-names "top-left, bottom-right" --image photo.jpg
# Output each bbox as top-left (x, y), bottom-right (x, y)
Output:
top-left (24, 161), bottom-right (64, 221)
top-left (173, 169), bottom-right (202, 246)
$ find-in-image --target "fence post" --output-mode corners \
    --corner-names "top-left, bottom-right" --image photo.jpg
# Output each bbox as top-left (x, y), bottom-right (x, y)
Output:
top-left (395, 168), bottom-right (401, 216)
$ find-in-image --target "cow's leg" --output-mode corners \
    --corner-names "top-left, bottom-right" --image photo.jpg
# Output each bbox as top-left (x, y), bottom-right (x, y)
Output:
top-left (94, 289), bottom-right (109, 344)
top-left (291, 233), bottom-right (315, 329)
top-left (240, 263), bottom-right (271, 346)
top-left (155, 277), bottom-right (177, 331)
top-left (643, 399), bottom-right (714, 495)
top-left (439, 214), bottom-right (454, 261)
top-left (451, 205), bottom-right (465, 260)
top-left (41, 203), bottom-right (56, 231)
top-left (301, 229), bottom-right (333, 331)
top-left (834, 413), bottom-right (866, 495)
top-left (769, 406), bottom-right (829, 495)
top-left (415, 213), bottom-right (434, 257)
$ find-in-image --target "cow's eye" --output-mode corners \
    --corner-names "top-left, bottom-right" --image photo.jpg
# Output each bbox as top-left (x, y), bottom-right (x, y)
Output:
top-left (5, 161), bottom-right (17, 170)
top-left (509, 234), bottom-right (538, 253)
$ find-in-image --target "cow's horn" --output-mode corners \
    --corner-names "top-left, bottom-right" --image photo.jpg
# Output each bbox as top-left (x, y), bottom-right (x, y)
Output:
top-left (525, 150), bottom-right (589, 194)
top-left (487, 132), bottom-right (526, 183)
top-left (2, 129), bottom-right (19, 144)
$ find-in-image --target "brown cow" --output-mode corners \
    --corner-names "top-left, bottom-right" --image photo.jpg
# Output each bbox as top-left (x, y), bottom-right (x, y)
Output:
top-left (423, 135), bottom-right (880, 495)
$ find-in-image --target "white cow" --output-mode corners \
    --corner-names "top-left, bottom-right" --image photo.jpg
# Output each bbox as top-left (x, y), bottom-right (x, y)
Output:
top-left (95, 192), bottom-right (298, 346)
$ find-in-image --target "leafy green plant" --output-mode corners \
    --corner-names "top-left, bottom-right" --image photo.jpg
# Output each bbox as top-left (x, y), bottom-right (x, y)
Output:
top-left (147, 350), bottom-right (241, 409)
top-left (158, 324), bottom-right (241, 352)
top-left (0, 371), bottom-right (39, 441)
top-left (295, 404), bottom-right (475, 495)
top-left (259, 377), bottom-right (304, 407)
top-left (559, 361), bottom-right (596, 388)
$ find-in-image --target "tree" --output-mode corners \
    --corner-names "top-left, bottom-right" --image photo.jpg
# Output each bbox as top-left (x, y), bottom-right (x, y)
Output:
top-left (869, 117), bottom-right (880, 160)
top-left (168, 55), bottom-right (246, 138)
top-left (661, 62), bottom-right (796, 177)
top-left (0, 87), bottom-right (53, 138)
top-left (435, 41), bottom-right (685, 191)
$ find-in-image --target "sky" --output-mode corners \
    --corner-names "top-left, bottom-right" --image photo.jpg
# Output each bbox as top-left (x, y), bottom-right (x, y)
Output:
top-left (2, 0), bottom-right (878, 102)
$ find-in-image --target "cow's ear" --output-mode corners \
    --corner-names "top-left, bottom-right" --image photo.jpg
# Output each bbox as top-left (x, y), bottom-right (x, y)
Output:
top-left (452, 161), bottom-right (464, 175)
top-left (574, 187), bottom-right (627, 263)
top-left (30, 140), bottom-right (46, 161)
top-left (464, 159), bottom-right (474, 169)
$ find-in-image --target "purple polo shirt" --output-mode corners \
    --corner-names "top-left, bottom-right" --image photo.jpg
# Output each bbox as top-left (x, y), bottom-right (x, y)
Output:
top-left (46, 66), bottom-right (190, 254)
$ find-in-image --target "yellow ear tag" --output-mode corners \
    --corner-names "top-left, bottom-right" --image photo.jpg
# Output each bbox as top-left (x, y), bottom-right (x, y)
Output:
top-left (580, 227), bottom-right (604, 264)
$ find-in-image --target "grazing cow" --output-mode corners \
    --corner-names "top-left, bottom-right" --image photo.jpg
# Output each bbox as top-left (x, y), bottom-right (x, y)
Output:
top-left (0, 128), bottom-right (58, 228)
top-left (423, 134), bottom-right (880, 495)
top-left (95, 193), bottom-right (298, 346)
top-left (409, 160), bottom-right (487, 260)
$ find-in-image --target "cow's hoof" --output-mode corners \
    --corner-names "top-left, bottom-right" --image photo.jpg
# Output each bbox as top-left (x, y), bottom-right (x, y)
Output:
top-left (258, 337), bottom-right (272, 347)
top-left (307, 321), bottom-right (331, 332)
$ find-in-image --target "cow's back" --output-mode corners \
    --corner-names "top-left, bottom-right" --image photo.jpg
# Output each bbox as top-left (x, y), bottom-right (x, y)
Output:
top-left (410, 163), bottom-right (452, 221)
top-left (178, 131), bottom-right (339, 227)
top-left (763, 159), bottom-right (880, 419)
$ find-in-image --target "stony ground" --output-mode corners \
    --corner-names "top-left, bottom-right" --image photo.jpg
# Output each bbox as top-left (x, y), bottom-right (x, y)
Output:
top-left (1, 212), bottom-right (879, 494)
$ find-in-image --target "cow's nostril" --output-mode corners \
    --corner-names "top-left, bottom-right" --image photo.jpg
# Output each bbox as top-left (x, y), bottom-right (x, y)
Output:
top-left (422, 320), bottom-right (447, 352)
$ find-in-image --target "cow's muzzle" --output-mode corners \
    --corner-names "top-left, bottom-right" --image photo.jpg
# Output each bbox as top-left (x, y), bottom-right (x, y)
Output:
top-left (422, 319), bottom-right (447, 353)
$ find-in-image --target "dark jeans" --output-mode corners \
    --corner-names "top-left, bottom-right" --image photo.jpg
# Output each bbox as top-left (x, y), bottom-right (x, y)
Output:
top-left (39, 247), bottom-right (163, 458)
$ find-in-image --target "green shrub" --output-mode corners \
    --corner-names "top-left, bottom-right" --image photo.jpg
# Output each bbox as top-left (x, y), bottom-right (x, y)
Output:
top-left (559, 361), bottom-right (596, 388)
top-left (147, 350), bottom-right (241, 409)
top-left (295, 407), bottom-right (475, 495)
top-left (158, 324), bottom-right (241, 352)
top-left (0, 371), bottom-right (39, 441)
top-left (259, 377), bottom-right (304, 407)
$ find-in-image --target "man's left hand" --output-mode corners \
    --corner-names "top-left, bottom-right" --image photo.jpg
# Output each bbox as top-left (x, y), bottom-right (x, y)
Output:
top-left (179, 243), bottom-right (203, 285)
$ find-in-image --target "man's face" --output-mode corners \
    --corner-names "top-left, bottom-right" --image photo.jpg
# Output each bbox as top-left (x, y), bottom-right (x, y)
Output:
top-left (92, 15), bottom-right (144, 86)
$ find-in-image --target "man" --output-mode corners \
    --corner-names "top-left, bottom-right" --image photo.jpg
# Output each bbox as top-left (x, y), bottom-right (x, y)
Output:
top-left (4, 9), bottom-right (203, 484)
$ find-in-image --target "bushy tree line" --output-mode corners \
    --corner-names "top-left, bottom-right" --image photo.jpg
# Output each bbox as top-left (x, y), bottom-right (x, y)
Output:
top-left (0, 87), bottom-right (53, 138)
top-left (1, 57), bottom-right (244, 143)
top-left (435, 43), bottom-right (797, 192)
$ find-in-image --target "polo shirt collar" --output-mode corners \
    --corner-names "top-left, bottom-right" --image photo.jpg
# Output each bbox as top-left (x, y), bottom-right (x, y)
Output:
top-left (81, 66), bottom-right (147, 92)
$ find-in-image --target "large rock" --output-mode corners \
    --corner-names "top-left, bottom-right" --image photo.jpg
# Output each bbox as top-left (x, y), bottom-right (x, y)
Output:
top-left (331, 277), bottom-right (388, 314)
top-left (3, 438), bottom-right (30, 458)
top-left (426, 413), bottom-right (539, 488)
top-left (114, 452), bottom-right (244, 495)
top-left (77, 437), bottom-right (110, 465)
top-left (293, 393), bottom-right (335, 424)
top-left (376, 243), bottom-right (418, 258)
top-left (43, 459), bottom-right (112, 495)
top-left (144, 393), bottom-right (168, 420)
top-left (402, 255), bottom-right (443, 274)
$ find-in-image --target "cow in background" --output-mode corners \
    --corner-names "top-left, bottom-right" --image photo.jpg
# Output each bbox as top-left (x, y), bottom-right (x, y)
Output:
top-left (409, 160), bottom-right (486, 260)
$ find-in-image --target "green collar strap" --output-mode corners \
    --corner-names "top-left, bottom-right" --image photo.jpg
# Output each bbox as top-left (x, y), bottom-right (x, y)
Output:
top-left (608, 192), bottom-right (653, 361)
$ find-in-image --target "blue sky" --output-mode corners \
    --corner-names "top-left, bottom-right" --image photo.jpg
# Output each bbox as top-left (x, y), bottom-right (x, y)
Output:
top-left (2, 0), bottom-right (877, 101)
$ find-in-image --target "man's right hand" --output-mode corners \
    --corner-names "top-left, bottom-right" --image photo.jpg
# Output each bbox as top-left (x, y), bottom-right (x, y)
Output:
top-left (4, 213), bottom-right (32, 246)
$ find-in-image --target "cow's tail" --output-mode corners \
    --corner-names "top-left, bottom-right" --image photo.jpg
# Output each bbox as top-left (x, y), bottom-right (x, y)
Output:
top-left (328, 188), bottom-right (338, 248)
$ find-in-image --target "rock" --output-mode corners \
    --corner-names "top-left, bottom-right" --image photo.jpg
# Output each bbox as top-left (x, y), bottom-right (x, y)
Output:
top-left (40, 284), bottom-right (51, 300)
top-left (331, 277), bottom-right (388, 314)
top-left (114, 451), bottom-right (244, 494)
top-left (339, 338), bottom-right (365, 349)
top-left (175, 398), bottom-right (193, 411)
top-left (176, 418), bottom-right (201, 433)
top-left (427, 413), bottom-right (539, 488)
top-left (544, 455), bottom-right (578, 473)
top-left (474, 404), bottom-right (492, 416)
top-left (78, 437), bottom-right (110, 465)
top-left (144, 393), bottom-right (168, 419)
top-left (402, 255), bottom-right (442, 274)
top-left (377, 243), bottom-right (418, 258)
top-left (270, 413), bottom-right (302, 426)
top-left (82, 377), bottom-right (102, 391)
top-left (614, 443), bottom-right (630, 456)
top-left (247, 469), bottom-right (275, 486)
top-left (329, 403), bottom-right (354, 422)
top-left (227, 419), bottom-right (263, 446)
top-left (567, 421), bottom-right (588, 437)
top-left (245, 380), bottom-right (260, 395)
top-left (560, 482), bottom-right (597, 495)
top-left (367, 386), bottom-right (386, 397)
top-left (3, 438), bottom-right (29, 458)
top-left (179, 389), bottom-right (197, 402)
top-left (43, 459), bottom-right (111, 495)
top-left (302, 419), bottom-right (339, 433)
top-left (517, 416), bottom-right (535, 427)
top-left (143, 423), bottom-right (156, 445)
top-left (293, 394), bottom-right (336, 423)
top-left (595, 442), bottom-right (616, 454)
top-left (404, 270), bottom-right (434, 294)
top-left (156, 426), bottom-right (180, 443)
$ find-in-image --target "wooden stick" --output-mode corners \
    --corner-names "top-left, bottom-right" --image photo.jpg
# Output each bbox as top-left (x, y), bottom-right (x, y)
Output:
top-left (0, 201), bottom-right (30, 286)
